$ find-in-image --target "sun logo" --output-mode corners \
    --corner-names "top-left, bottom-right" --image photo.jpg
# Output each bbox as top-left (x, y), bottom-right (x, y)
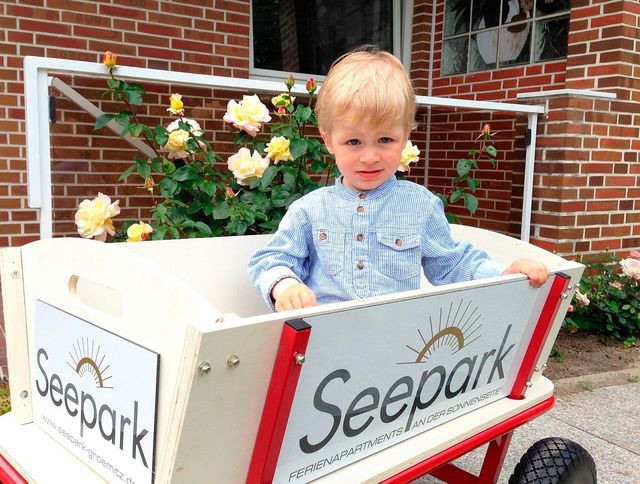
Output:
top-left (66, 337), bottom-right (113, 389)
top-left (399, 300), bottom-right (482, 365)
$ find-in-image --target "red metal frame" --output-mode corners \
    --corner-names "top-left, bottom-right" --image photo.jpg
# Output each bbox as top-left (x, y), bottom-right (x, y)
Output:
top-left (0, 453), bottom-right (27, 484)
top-left (246, 319), bottom-right (311, 484)
top-left (509, 273), bottom-right (570, 399)
top-left (382, 395), bottom-right (555, 484)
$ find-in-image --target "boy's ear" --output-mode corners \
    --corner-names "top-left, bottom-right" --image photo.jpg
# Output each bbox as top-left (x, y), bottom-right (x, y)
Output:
top-left (320, 130), bottom-right (334, 154)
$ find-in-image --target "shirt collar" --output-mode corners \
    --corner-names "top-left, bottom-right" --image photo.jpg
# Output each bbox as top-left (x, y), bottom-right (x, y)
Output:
top-left (333, 175), bottom-right (398, 201)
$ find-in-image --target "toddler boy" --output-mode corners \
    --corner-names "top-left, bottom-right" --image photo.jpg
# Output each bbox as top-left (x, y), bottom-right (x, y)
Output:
top-left (248, 46), bottom-right (548, 312)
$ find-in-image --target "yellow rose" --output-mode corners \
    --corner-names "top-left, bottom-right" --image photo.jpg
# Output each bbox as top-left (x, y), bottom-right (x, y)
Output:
top-left (271, 93), bottom-right (295, 110)
top-left (264, 136), bottom-right (293, 163)
top-left (74, 192), bottom-right (121, 241)
top-left (165, 129), bottom-right (190, 158)
top-left (223, 95), bottom-right (271, 137)
top-left (164, 118), bottom-right (203, 159)
top-left (227, 147), bottom-right (270, 185)
top-left (167, 93), bottom-right (184, 115)
top-left (126, 221), bottom-right (153, 242)
top-left (398, 140), bottom-right (420, 172)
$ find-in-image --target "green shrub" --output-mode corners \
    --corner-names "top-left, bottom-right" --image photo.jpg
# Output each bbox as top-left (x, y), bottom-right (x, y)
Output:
top-left (564, 252), bottom-right (640, 340)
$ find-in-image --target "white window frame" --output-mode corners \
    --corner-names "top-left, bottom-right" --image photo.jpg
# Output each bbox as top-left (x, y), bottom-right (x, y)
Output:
top-left (249, 0), bottom-right (414, 83)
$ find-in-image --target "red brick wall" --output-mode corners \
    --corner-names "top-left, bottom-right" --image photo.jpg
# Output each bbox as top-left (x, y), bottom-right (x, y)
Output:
top-left (529, 0), bottom-right (640, 256)
top-left (421, 0), bottom-right (568, 237)
top-left (0, 0), bottom-right (250, 247)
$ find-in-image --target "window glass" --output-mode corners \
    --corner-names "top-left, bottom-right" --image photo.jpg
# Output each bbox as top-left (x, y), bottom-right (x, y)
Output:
top-left (443, 0), bottom-right (569, 75)
top-left (444, 0), bottom-right (470, 36)
top-left (252, 0), bottom-right (393, 77)
top-left (442, 37), bottom-right (469, 76)
top-left (535, 16), bottom-right (569, 62)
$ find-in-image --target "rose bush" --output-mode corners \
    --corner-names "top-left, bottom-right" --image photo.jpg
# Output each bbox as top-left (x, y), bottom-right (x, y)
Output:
top-left (564, 251), bottom-right (640, 342)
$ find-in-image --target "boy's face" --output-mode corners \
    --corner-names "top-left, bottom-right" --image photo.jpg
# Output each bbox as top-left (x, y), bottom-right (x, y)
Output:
top-left (321, 117), bottom-right (410, 192)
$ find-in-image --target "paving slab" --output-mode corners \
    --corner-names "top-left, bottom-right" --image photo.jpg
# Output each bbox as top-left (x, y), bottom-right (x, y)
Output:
top-left (413, 383), bottom-right (640, 483)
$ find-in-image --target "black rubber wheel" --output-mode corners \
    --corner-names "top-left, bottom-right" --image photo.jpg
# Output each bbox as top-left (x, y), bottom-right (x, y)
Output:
top-left (509, 437), bottom-right (597, 484)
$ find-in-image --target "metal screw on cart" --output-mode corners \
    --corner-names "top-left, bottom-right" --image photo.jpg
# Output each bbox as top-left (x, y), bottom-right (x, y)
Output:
top-left (227, 355), bottom-right (240, 368)
top-left (525, 380), bottom-right (532, 388)
top-left (294, 353), bottom-right (305, 365)
top-left (561, 292), bottom-right (569, 299)
top-left (19, 390), bottom-right (28, 399)
top-left (11, 271), bottom-right (20, 279)
top-left (567, 284), bottom-right (573, 290)
top-left (198, 362), bottom-right (212, 375)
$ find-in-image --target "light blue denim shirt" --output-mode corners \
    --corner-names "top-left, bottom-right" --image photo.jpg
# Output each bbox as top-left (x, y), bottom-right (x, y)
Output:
top-left (248, 176), bottom-right (506, 310)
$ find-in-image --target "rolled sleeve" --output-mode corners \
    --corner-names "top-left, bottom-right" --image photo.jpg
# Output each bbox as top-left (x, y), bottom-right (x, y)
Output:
top-left (247, 204), bottom-right (310, 309)
top-left (421, 195), bottom-right (503, 285)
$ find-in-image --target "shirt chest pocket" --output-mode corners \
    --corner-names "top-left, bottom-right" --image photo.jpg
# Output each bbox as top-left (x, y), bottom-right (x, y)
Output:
top-left (312, 230), bottom-right (345, 275)
top-left (376, 233), bottom-right (421, 280)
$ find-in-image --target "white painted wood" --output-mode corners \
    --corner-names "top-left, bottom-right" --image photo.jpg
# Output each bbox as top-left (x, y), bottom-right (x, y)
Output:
top-left (17, 238), bottom-right (222, 479)
top-left (0, 413), bottom-right (106, 483)
top-left (0, 229), bottom-right (583, 483)
top-left (0, 248), bottom-right (32, 423)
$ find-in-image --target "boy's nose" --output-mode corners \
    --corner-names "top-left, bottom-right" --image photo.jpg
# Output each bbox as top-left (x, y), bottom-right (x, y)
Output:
top-left (359, 148), bottom-right (380, 164)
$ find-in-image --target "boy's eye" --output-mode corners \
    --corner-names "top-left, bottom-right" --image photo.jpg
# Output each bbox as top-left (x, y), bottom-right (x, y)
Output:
top-left (346, 139), bottom-right (360, 146)
top-left (379, 137), bottom-right (393, 144)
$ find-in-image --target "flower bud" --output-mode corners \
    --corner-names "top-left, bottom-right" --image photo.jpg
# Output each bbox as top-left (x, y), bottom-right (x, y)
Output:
top-left (306, 78), bottom-right (317, 95)
top-left (285, 74), bottom-right (295, 90)
top-left (225, 186), bottom-right (236, 199)
top-left (277, 105), bottom-right (286, 115)
top-left (481, 124), bottom-right (491, 139)
top-left (167, 93), bottom-right (184, 115)
top-left (144, 177), bottom-right (154, 193)
top-left (102, 51), bottom-right (117, 68)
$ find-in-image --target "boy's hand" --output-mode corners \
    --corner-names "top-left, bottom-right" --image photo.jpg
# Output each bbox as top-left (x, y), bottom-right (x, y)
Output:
top-left (272, 278), bottom-right (317, 312)
top-left (503, 258), bottom-right (549, 288)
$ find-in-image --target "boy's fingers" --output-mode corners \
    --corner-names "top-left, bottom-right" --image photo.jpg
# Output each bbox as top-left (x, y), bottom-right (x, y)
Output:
top-left (300, 289), bottom-right (317, 307)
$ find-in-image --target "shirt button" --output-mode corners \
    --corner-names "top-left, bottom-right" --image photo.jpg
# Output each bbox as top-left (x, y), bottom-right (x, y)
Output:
top-left (356, 234), bottom-right (364, 241)
top-left (358, 193), bottom-right (366, 200)
top-left (395, 238), bottom-right (402, 246)
top-left (319, 232), bottom-right (327, 240)
top-left (356, 261), bottom-right (365, 270)
top-left (357, 206), bottom-right (365, 213)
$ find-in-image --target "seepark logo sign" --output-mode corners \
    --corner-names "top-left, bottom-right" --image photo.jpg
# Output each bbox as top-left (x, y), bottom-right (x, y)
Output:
top-left (33, 301), bottom-right (159, 484)
top-left (273, 278), bottom-right (551, 483)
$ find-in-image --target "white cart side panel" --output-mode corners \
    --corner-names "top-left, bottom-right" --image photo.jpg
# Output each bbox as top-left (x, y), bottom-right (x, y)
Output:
top-left (0, 248), bottom-right (32, 423)
top-left (321, 377), bottom-right (555, 483)
top-left (120, 234), bottom-right (272, 318)
top-left (165, 271), bottom-right (573, 483)
top-left (18, 238), bottom-right (219, 477)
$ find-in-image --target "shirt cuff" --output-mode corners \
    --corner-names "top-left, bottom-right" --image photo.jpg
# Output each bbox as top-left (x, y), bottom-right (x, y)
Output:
top-left (259, 267), bottom-right (302, 311)
top-left (473, 260), bottom-right (507, 280)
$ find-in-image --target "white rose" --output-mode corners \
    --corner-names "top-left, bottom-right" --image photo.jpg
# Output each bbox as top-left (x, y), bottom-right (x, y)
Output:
top-left (620, 258), bottom-right (640, 280)
top-left (74, 192), bottom-right (120, 241)
top-left (223, 95), bottom-right (271, 137)
top-left (575, 290), bottom-right (590, 307)
top-left (227, 147), bottom-right (270, 185)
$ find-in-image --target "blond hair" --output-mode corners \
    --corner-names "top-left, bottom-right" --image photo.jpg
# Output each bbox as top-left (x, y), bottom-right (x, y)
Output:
top-left (316, 45), bottom-right (416, 133)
